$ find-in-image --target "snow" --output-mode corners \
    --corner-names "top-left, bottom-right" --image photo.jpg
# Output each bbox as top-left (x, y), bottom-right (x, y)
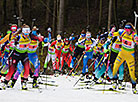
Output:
top-left (0, 75), bottom-right (138, 102)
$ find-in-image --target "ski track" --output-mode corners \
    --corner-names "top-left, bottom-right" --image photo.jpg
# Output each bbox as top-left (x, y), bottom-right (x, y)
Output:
top-left (0, 75), bottom-right (138, 102)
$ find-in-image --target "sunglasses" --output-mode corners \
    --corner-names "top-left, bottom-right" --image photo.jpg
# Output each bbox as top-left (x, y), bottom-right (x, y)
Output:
top-left (81, 34), bottom-right (86, 37)
top-left (124, 25), bottom-right (132, 29)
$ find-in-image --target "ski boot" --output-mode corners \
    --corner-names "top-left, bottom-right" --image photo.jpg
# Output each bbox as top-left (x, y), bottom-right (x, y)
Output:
top-left (21, 79), bottom-right (28, 90)
top-left (32, 77), bottom-right (39, 88)
top-left (132, 88), bottom-right (138, 94)
top-left (109, 80), bottom-right (117, 90)
top-left (118, 80), bottom-right (125, 90)
top-left (96, 77), bottom-right (103, 84)
top-left (90, 77), bottom-right (98, 86)
top-left (0, 80), bottom-right (8, 90)
top-left (54, 70), bottom-right (60, 77)
top-left (85, 72), bottom-right (91, 80)
top-left (7, 79), bottom-right (17, 88)
top-left (80, 73), bottom-right (85, 81)
top-left (0, 82), bottom-right (6, 90)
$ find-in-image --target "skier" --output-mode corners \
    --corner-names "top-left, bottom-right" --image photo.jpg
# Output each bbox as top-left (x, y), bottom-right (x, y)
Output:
top-left (0, 24), bottom-right (31, 90)
top-left (9, 26), bottom-right (44, 88)
top-left (0, 24), bottom-right (18, 76)
top-left (60, 38), bottom-right (74, 73)
top-left (108, 24), bottom-right (126, 90)
top-left (93, 37), bottom-right (107, 83)
top-left (112, 23), bottom-right (138, 94)
top-left (50, 34), bottom-right (64, 73)
top-left (70, 30), bottom-right (86, 70)
top-left (80, 32), bottom-right (96, 80)
top-left (42, 28), bottom-right (56, 74)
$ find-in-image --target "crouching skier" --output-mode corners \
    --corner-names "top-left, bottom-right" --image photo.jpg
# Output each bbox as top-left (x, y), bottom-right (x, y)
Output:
top-left (0, 24), bottom-right (31, 90)
top-left (80, 32), bottom-right (96, 81)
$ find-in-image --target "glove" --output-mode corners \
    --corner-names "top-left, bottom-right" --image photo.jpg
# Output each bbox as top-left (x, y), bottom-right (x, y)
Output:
top-left (83, 51), bottom-right (86, 54)
top-left (108, 32), bottom-right (112, 37)
top-left (47, 27), bottom-right (52, 32)
top-left (44, 38), bottom-right (48, 43)
top-left (75, 42), bottom-right (78, 46)
top-left (69, 36), bottom-right (72, 41)
top-left (135, 36), bottom-right (138, 41)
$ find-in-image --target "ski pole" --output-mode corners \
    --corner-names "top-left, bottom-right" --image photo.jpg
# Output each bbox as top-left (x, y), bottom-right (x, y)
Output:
top-left (45, 67), bottom-right (48, 89)
top-left (73, 75), bottom-right (84, 87)
top-left (66, 53), bottom-right (84, 78)
top-left (73, 53), bottom-right (84, 72)
top-left (103, 41), bottom-right (112, 94)
top-left (134, 11), bottom-right (138, 29)
top-left (103, 52), bottom-right (111, 94)
top-left (88, 57), bottom-right (98, 69)
top-left (94, 54), bottom-right (105, 70)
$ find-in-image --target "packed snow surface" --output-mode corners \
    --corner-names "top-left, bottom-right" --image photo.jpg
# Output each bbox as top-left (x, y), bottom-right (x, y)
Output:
top-left (0, 75), bottom-right (138, 102)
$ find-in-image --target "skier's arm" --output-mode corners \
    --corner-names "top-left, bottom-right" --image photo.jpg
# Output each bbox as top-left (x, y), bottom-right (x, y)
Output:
top-left (50, 40), bottom-right (56, 47)
top-left (44, 42), bottom-right (49, 47)
top-left (0, 34), bottom-right (10, 44)
top-left (133, 33), bottom-right (138, 45)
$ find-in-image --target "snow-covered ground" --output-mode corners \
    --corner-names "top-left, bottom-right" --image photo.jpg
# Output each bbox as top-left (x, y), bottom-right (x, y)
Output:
top-left (0, 75), bottom-right (138, 102)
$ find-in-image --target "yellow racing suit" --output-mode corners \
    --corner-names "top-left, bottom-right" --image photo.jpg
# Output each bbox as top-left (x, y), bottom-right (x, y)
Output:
top-left (112, 30), bottom-right (138, 88)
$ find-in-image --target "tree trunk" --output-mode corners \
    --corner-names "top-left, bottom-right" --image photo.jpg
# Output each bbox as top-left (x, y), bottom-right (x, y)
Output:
top-left (132, 0), bottom-right (137, 11)
top-left (98, 0), bottom-right (102, 27)
top-left (87, 0), bottom-right (89, 26)
top-left (108, 0), bottom-right (112, 31)
top-left (132, 0), bottom-right (137, 24)
top-left (94, 0), bottom-right (98, 9)
top-left (113, 0), bottom-right (118, 29)
top-left (46, 0), bottom-right (50, 27)
top-left (57, 0), bottom-right (64, 34)
top-left (29, 0), bottom-right (32, 20)
top-left (13, 0), bottom-right (17, 16)
top-left (2, 0), bottom-right (7, 24)
top-left (52, 0), bottom-right (57, 37)
top-left (18, 0), bottom-right (22, 27)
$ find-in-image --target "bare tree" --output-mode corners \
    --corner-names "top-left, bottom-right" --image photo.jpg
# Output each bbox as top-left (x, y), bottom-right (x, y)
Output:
top-left (46, 0), bottom-right (50, 26)
top-left (57, 0), bottom-right (64, 34)
top-left (98, 0), bottom-right (102, 27)
top-left (2, 0), bottom-right (7, 24)
top-left (87, 0), bottom-right (90, 26)
top-left (113, 0), bottom-right (118, 29)
top-left (13, 0), bottom-right (17, 16)
top-left (108, 0), bottom-right (112, 31)
top-left (132, 0), bottom-right (137, 11)
top-left (52, 0), bottom-right (57, 37)
top-left (18, 0), bottom-right (22, 27)
top-left (29, 0), bottom-right (32, 20)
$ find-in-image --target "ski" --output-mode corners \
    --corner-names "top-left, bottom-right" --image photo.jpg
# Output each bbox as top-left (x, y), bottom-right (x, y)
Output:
top-left (28, 81), bottom-right (58, 87)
